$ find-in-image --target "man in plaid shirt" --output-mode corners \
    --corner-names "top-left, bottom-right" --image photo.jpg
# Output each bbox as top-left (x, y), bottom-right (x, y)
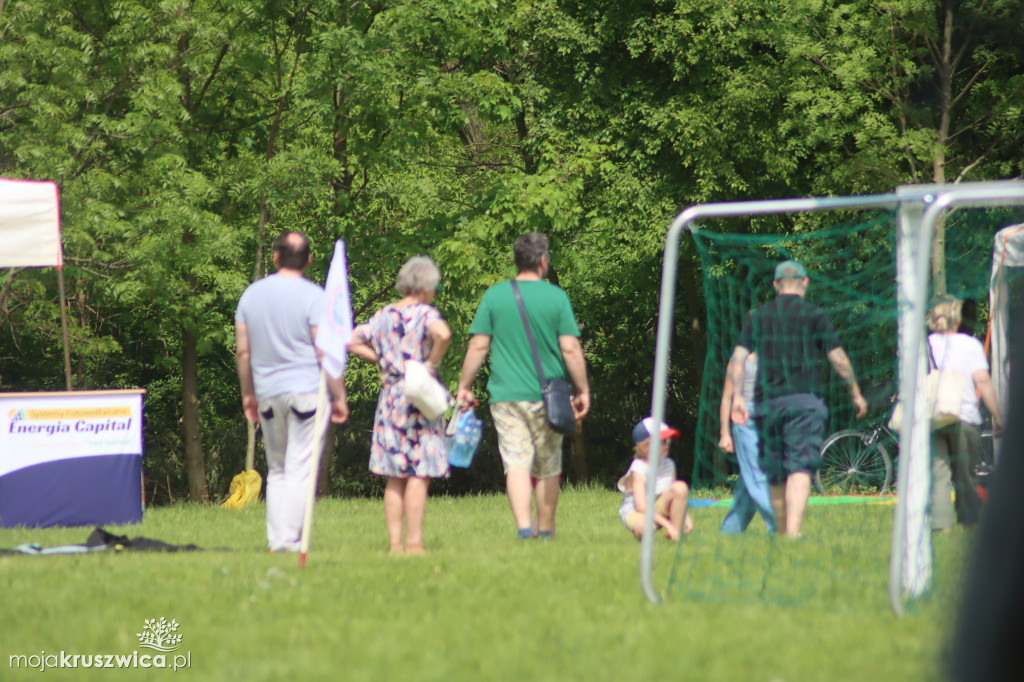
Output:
top-left (726, 260), bottom-right (867, 538)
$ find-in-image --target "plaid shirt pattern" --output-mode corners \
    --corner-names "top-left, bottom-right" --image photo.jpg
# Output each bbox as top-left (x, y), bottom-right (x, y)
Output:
top-left (737, 294), bottom-right (841, 402)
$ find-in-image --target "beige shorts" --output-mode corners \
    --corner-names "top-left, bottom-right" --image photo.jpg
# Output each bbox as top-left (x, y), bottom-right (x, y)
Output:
top-left (625, 493), bottom-right (672, 530)
top-left (490, 401), bottom-right (563, 478)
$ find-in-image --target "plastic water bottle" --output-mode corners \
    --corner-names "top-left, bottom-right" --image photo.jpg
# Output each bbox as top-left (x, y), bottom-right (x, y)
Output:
top-left (447, 410), bottom-right (482, 468)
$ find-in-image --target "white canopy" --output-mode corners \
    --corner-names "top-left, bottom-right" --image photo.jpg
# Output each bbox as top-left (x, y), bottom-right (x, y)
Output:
top-left (0, 177), bottom-right (62, 268)
top-left (989, 223), bottom-right (1024, 454)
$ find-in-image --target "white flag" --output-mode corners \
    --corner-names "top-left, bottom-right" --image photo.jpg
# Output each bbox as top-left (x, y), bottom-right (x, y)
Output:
top-left (315, 240), bottom-right (353, 380)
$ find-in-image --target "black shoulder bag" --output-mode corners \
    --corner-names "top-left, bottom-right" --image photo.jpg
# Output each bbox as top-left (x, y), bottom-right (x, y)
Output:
top-left (510, 279), bottom-right (577, 435)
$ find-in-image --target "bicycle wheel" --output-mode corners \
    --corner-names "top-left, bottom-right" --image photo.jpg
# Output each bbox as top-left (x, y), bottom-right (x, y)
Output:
top-left (815, 429), bottom-right (893, 495)
top-left (976, 429), bottom-right (995, 485)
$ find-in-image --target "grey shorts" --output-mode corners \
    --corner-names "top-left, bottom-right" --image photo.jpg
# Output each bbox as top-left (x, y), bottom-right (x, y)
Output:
top-left (758, 394), bottom-right (828, 484)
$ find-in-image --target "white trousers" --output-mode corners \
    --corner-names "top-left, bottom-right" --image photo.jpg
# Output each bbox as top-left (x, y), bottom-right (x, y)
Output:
top-left (258, 392), bottom-right (326, 551)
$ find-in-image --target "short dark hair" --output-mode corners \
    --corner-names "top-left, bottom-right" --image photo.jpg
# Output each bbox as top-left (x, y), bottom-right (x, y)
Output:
top-left (273, 231), bottom-right (310, 270)
top-left (513, 232), bottom-right (549, 272)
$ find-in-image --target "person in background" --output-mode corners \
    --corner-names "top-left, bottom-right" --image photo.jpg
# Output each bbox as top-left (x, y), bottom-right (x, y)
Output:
top-left (347, 256), bottom-right (452, 554)
top-left (456, 232), bottom-right (590, 540)
top-left (718, 351), bottom-right (776, 534)
top-left (235, 231), bottom-right (349, 553)
top-left (927, 296), bottom-right (1002, 531)
top-left (617, 417), bottom-right (692, 541)
top-left (728, 260), bottom-right (867, 538)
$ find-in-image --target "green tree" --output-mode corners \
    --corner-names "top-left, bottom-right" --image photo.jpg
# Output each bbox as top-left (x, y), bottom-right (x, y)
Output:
top-left (777, 0), bottom-right (1024, 290)
top-left (4, 0), bottom-right (1022, 499)
top-left (1, 1), bottom-right (251, 500)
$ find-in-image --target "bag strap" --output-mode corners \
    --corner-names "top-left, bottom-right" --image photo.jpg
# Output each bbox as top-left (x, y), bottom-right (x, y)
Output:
top-left (510, 279), bottom-right (548, 388)
top-left (926, 334), bottom-right (943, 371)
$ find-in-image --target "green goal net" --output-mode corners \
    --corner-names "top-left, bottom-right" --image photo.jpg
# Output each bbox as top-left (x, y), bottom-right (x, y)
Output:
top-left (688, 213), bottom-right (900, 492)
top-left (662, 200), bottom-right (1024, 611)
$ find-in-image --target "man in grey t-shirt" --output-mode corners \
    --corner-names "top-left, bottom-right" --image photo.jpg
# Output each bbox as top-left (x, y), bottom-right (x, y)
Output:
top-left (235, 231), bottom-right (348, 552)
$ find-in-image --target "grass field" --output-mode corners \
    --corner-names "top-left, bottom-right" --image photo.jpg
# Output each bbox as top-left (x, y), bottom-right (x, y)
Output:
top-left (1, 487), bottom-right (968, 681)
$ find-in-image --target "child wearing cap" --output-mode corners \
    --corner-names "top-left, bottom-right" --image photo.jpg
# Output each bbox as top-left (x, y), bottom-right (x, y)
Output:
top-left (617, 417), bottom-right (693, 541)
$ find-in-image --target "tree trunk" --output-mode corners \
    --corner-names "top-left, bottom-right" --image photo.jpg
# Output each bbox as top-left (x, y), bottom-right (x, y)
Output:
top-left (515, 110), bottom-right (538, 175)
top-left (681, 247), bottom-right (719, 482)
top-left (930, 1), bottom-right (955, 297)
top-left (682, 259), bottom-right (706, 391)
top-left (182, 328), bottom-right (209, 502)
top-left (253, 196), bottom-right (268, 282)
top-left (568, 425), bottom-right (590, 484)
top-left (458, 102), bottom-right (488, 158)
top-left (75, 287), bottom-right (88, 389)
top-left (331, 87), bottom-right (355, 204)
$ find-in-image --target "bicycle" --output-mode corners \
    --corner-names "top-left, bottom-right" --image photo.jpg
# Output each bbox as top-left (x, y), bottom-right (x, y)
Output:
top-left (815, 419), bottom-right (895, 496)
top-left (976, 427), bottom-right (997, 491)
top-left (814, 400), bottom-right (996, 496)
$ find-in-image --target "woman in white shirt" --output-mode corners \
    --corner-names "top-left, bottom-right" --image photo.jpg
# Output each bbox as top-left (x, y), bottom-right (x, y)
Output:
top-left (927, 297), bottom-right (1003, 531)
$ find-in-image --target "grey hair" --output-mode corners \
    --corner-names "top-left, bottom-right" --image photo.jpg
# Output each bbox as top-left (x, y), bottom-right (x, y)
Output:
top-left (927, 297), bottom-right (962, 332)
top-left (395, 255), bottom-right (440, 296)
top-left (513, 232), bottom-right (549, 272)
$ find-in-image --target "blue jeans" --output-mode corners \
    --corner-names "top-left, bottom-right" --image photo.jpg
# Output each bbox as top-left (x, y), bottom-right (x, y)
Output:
top-left (721, 413), bottom-right (777, 534)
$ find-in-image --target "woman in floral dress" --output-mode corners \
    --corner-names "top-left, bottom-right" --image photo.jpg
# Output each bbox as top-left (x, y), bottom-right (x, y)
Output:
top-left (348, 256), bottom-right (452, 554)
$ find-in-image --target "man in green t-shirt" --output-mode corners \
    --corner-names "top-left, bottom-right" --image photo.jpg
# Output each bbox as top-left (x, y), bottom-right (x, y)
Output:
top-left (457, 233), bottom-right (591, 539)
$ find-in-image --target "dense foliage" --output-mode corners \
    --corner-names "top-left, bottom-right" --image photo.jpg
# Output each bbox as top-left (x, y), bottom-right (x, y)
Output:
top-left (2, 0), bottom-right (1021, 501)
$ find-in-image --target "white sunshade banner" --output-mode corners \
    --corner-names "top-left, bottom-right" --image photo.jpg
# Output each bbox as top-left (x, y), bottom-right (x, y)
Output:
top-left (0, 177), bottom-right (62, 268)
top-left (0, 390), bottom-right (144, 477)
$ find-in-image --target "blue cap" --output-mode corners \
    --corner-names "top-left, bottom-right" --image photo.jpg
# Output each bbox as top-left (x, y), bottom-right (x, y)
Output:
top-left (632, 417), bottom-right (680, 444)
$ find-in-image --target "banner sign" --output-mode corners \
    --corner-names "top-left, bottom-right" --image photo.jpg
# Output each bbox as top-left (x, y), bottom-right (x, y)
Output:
top-left (1, 390), bottom-right (144, 478)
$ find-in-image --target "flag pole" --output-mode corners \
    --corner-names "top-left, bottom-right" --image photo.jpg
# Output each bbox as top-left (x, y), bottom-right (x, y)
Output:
top-left (299, 368), bottom-right (330, 568)
top-left (57, 264), bottom-right (73, 390)
top-left (300, 239), bottom-right (352, 567)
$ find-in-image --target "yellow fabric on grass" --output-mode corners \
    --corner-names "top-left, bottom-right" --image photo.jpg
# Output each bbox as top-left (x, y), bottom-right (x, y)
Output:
top-left (221, 469), bottom-right (262, 510)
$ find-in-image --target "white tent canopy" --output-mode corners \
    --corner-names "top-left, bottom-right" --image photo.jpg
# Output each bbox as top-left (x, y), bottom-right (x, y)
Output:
top-left (989, 223), bottom-right (1024, 452)
top-left (1, 177), bottom-right (71, 388)
top-left (0, 178), bottom-right (62, 268)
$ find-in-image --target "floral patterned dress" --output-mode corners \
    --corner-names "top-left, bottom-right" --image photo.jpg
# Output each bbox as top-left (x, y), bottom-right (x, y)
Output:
top-left (354, 303), bottom-right (448, 478)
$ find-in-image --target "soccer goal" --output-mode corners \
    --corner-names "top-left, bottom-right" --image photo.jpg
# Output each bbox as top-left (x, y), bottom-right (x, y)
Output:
top-left (641, 181), bottom-right (1024, 615)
